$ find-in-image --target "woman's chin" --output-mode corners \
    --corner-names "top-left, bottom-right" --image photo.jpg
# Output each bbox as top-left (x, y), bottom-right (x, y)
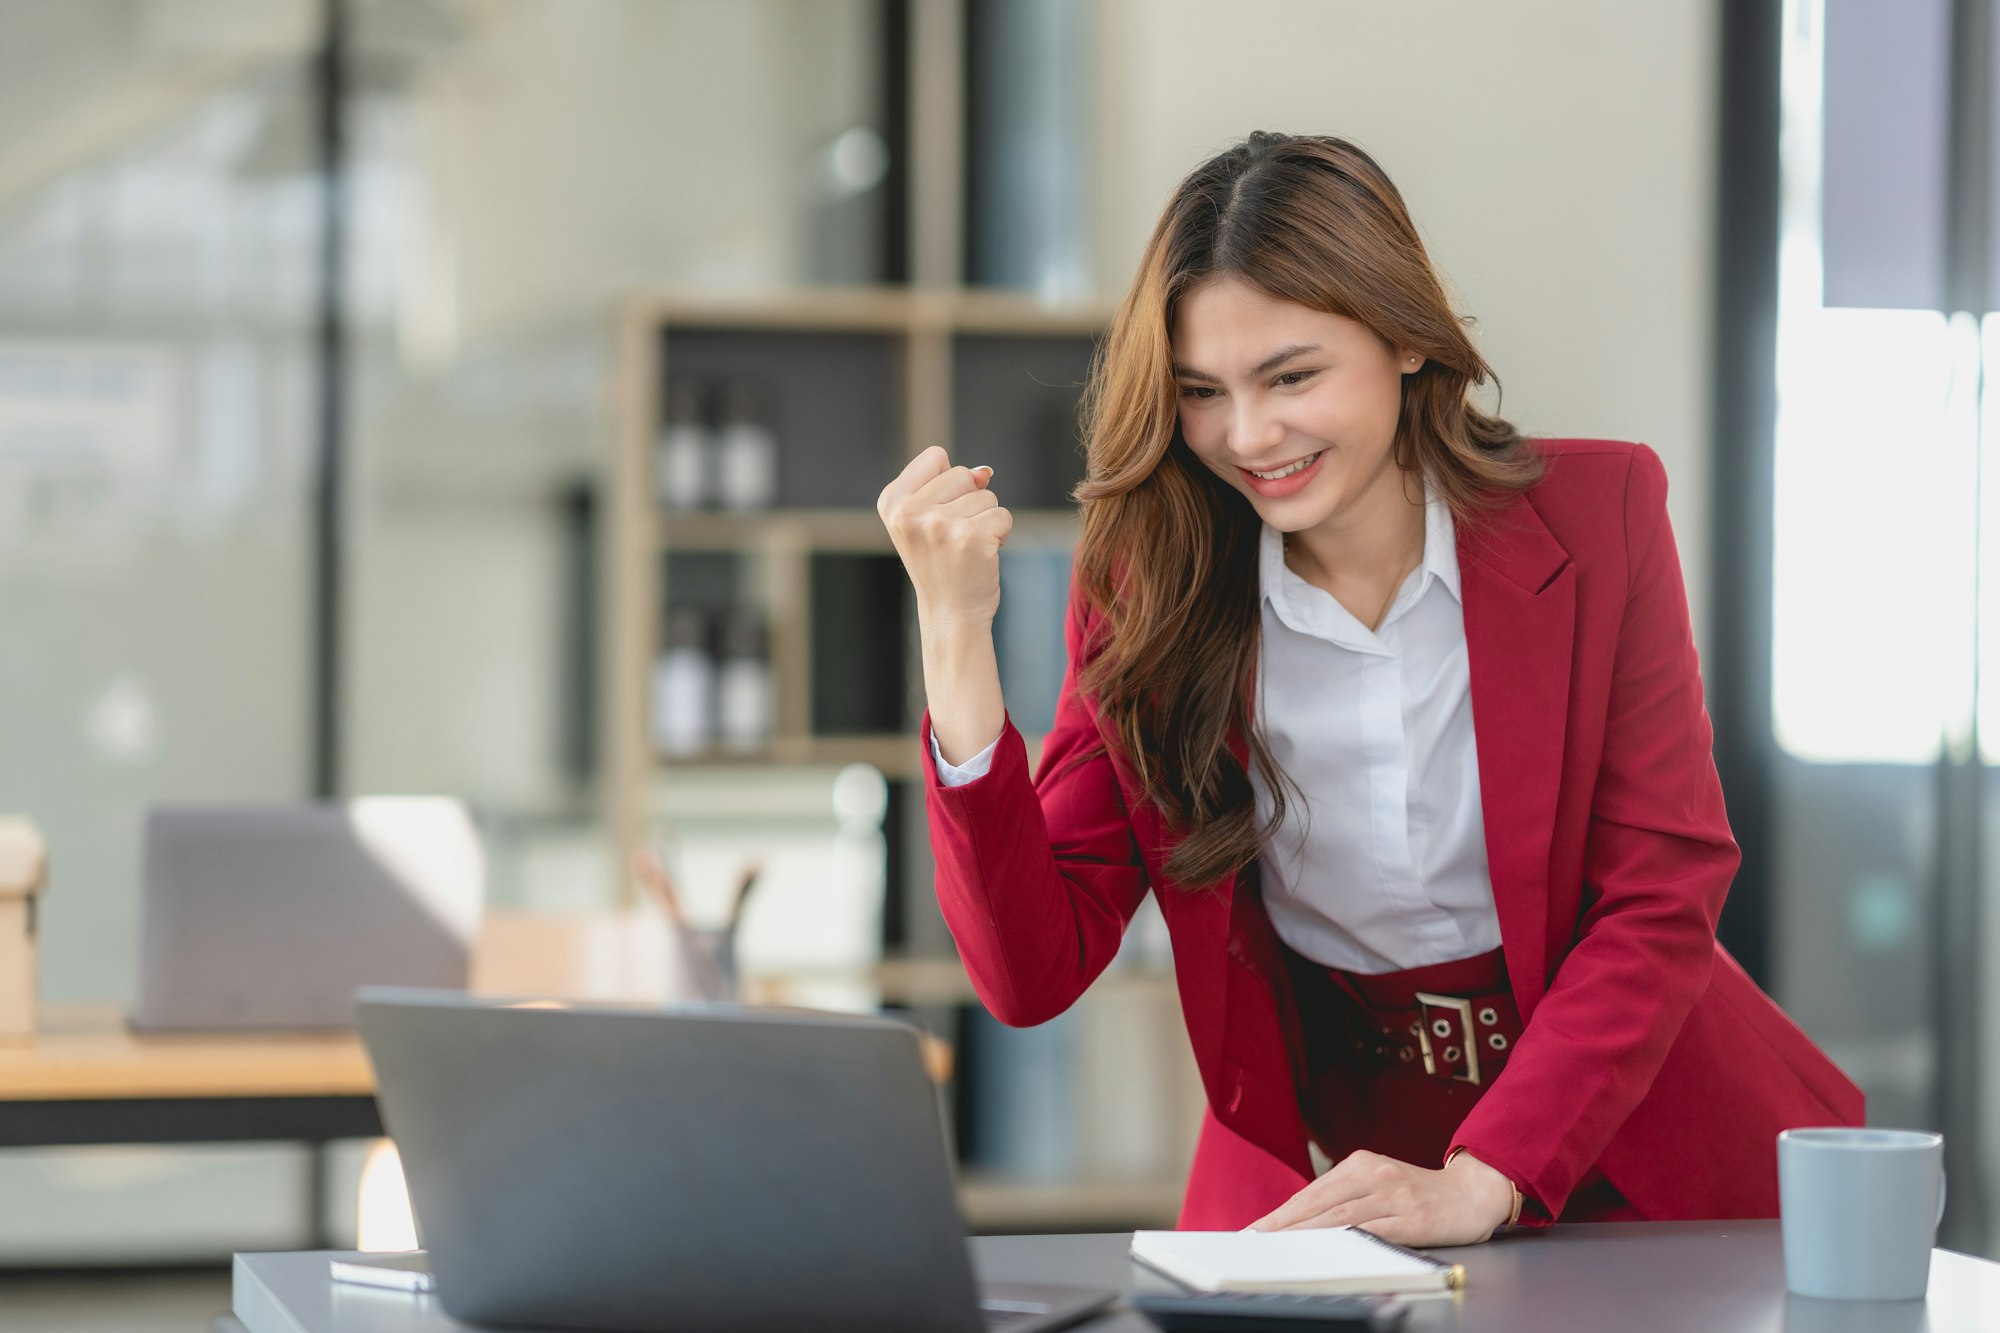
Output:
top-left (1248, 483), bottom-right (1343, 533)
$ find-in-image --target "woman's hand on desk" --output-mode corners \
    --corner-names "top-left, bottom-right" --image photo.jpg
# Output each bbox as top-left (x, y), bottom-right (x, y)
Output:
top-left (879, 447), bottom-right (1011, 766)
top-left (1247, 1148), bottom-right (1517, 1247)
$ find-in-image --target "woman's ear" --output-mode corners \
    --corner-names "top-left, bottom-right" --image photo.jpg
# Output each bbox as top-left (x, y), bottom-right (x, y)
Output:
top-left (1399, 350), bottom-right (1425, 375)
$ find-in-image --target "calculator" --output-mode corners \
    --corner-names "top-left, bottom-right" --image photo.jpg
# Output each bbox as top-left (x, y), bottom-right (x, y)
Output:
top-left (1131, 1288), bottom-right (1409, 1331)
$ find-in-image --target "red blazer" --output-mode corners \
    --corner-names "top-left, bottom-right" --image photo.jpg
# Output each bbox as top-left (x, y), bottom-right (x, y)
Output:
top-left (922, 439), bottom-right (1862, 1229)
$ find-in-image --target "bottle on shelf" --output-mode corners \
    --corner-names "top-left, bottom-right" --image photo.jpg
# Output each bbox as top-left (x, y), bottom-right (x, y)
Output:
top-left (713, 381), bottom-right (778, 512)
top-left (652, 608), bottom-right (716, 757)
top-left (715, 608), bottom-right (774, 753)
top-left (656, 379), bottom-right (712, 512)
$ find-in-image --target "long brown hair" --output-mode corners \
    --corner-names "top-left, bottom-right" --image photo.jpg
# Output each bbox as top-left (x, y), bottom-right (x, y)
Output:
top-left (1073, 132), bottom-right (1541, 889)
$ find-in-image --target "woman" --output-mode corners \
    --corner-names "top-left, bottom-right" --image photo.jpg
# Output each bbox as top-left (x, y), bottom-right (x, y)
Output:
top-left (876, 132), bottom-right (1861, 1245)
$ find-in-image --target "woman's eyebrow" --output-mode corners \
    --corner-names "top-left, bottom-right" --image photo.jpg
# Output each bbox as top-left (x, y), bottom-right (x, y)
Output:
top-left (1252, 343), bottom-right (1322, 375)
top-left (1171, 343), bottom-right (1323, 382)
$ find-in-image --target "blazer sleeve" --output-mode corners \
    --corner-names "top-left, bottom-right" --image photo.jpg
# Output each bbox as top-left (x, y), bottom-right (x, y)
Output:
top-left (1448, 445), bottom-right (1739, 1221)
top-left (921, 582), bottom-right (1152, 1028)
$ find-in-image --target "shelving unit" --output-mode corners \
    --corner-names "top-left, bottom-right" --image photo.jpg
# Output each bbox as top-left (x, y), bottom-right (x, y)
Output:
top-left (606, 287), bottom-right (1110, 877)
top-left (605, 286), bottom-right (1201, 1231)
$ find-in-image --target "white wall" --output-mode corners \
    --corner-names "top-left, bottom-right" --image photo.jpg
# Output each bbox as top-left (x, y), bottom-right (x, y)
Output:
top-left (388, 0), bottom-right (879, 350)
top-left (1090, 0), bottom-right (1720, 648)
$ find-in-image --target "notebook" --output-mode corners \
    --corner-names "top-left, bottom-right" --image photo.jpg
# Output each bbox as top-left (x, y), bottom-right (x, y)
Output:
top-left (1129, 1228), bottom-right (1465, 1296)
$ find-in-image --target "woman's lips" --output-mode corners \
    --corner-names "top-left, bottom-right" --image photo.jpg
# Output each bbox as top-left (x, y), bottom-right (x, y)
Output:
top-left (1238, 449), bottom-right (1326, 498)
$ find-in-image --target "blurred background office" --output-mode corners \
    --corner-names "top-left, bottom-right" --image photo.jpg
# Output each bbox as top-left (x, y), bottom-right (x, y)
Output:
top-left (1, 0), bottom-right (1995, 1326)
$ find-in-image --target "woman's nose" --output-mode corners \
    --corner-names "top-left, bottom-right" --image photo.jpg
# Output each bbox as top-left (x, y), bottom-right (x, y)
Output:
top-left (1230, 399), bottom-right (1286, 455)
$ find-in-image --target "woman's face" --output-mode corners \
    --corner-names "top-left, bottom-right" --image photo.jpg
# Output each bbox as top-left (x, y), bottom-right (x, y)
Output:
top-left (1170, 274), bottom-right (1421, 534)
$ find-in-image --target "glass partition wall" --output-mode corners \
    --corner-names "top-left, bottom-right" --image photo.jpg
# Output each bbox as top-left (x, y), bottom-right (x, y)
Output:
top-left (1771, 0), bottom-right (2000, 1255)
top-left (340, 0), bottom-right (890, 910)
top-left (0, 0), bottom-right (897, 1263)
top-left (0, 0), bottom-right (323, 1261)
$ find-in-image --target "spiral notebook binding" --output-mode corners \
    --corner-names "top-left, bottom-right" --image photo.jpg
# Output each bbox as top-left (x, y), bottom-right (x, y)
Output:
top-left (1351, 1227), bottom-right (1469, 1290)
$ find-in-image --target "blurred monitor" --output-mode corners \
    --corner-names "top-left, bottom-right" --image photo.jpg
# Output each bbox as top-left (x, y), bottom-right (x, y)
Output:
top-left (135, 799), bottom-right (483, 1031)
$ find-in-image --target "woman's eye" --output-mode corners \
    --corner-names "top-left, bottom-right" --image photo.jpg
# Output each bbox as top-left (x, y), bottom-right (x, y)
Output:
top-left (1178, 385), bottom-right (1218, 401)
top-left (1274, 370), bottom-right (1316, 388)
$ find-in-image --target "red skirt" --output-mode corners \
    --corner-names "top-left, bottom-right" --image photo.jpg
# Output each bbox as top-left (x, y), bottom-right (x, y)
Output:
top-left (1282, 942), bottom-right (1643, 1223)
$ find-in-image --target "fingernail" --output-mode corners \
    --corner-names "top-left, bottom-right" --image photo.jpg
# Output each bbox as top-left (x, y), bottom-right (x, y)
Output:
top-left (971, 464), bottom-right (993, 475)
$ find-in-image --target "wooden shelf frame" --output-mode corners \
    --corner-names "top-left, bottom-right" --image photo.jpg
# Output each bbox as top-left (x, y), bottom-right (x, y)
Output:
top-left (605, 287), bottom-right (1112, 894)
top-left (655, 507), bottom-right (1082, 555)
top-left (650, 731), bottom-right (1047, 783)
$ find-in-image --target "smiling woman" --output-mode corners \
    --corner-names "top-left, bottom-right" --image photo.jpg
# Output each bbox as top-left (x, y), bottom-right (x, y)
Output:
top-left (877, 131), bottom-right (1862, 1247)
top-left (1073, 137), bottom-right (1542, 894)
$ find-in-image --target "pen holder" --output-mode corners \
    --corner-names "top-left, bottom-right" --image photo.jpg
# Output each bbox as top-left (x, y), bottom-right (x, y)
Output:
top-left (634, 845), bottom-right (754, 1006)
top-left (0, 818), bottom-right (49, 1042)
top-left (667, 924), bottom-right (739, 1004)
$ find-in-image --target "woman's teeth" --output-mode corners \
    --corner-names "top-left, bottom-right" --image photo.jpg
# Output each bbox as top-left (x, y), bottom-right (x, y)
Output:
top-left (1250, 452), bottom-right (1321, 480)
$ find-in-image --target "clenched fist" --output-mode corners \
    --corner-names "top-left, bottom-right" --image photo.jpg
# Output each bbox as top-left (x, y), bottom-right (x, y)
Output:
top-left (878, 446), bottom-right (1011, 767)
top-left (877, 446), bottom-right (1013, 632)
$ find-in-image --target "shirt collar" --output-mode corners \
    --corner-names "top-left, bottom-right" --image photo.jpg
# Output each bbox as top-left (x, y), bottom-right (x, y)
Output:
top-left (1420, 477), bottom-right (1461, 602)
top-left (1258, 472), bottom-right (1462, 625)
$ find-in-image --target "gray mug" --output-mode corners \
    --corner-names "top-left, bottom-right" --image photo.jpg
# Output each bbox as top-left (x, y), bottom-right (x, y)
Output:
top-left (1777, 1128), bottom-right (1945, 1301)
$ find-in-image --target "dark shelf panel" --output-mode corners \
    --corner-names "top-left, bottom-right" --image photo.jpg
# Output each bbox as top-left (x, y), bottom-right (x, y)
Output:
top-left (950, 332), bottom-right (1099, 509)
top-left (810, 552), bottom-right (912, 735)
top-left (661, 327), bottom-right (902, 508)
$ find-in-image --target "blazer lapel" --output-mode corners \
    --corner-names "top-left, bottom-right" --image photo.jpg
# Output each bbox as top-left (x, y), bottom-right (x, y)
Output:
top-left (1457, 494), bottom-right (1575, 1014)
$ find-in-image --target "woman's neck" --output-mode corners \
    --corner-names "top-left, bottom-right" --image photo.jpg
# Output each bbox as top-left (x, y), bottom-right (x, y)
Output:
top-left (1282, 466), bottom-right (1427, 595)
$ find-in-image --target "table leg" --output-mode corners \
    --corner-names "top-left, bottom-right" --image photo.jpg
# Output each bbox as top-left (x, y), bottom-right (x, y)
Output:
top-left (307, 1140), bottom-right (334, 1251)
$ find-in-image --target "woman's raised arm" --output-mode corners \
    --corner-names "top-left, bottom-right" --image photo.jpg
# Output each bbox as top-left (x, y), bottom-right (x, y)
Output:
top-left (881, 448), bottom-right (1150, 1026)
top-left (878, 446), bottom-right (1010, 765)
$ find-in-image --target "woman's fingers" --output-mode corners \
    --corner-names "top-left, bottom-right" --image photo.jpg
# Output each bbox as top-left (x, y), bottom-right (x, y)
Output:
top-left (875, 449), bottom-right (1009, 628)
top-left (1276, 1197), bottom-right (1396, 1233)
top-left (1251, 1180), bottom-right (1356, 1232)
top-left (895, 489), bottom-right (999, 552)
top-left (1255, 1148), bottom-right (1506, 1246)
top-left (935, 486), bottom-right (1000, 518)
top-left (975, 503), bottom-right (1012, 539)
top-left (879, 453), bottom-right (1001, 540)
top-left (965, 504), bottom-right (1013, 551)
top-left (877, 445), bottom-right (952, 520)
top-left (1250, 1152), bottom-right (1402, 1232)
top-left (912, 463), bottom-right (995, 509)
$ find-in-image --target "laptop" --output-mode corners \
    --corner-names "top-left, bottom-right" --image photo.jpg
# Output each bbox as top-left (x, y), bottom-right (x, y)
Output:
top-left (354, 989), bottom-right (1117, 1333)
top-left (136, 802), bottom-right (482, 1030)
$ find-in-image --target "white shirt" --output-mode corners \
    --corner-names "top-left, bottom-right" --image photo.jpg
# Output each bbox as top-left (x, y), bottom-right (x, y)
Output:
top-left (931, 482), bottom-right (1501, 976)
